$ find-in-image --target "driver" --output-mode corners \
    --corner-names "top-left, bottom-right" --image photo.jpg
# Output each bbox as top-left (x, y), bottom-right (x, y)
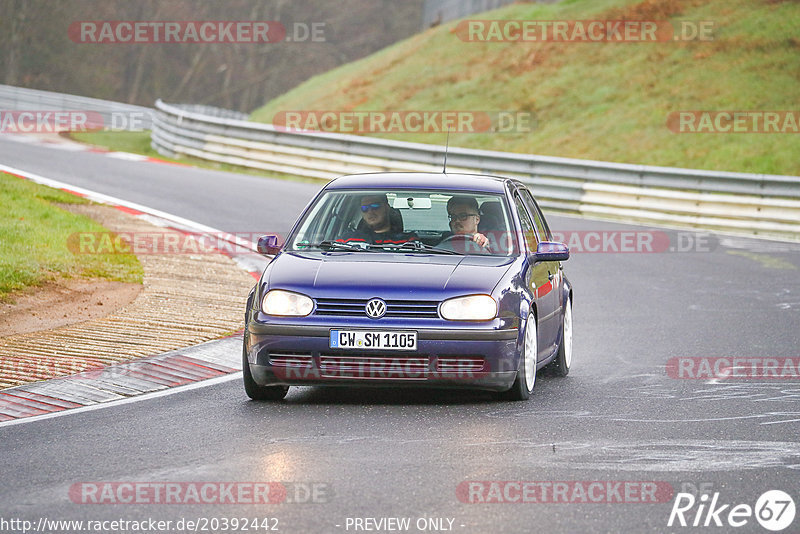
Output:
top-left (338, 194), bottom-right (417, 245)
top-left (440, 196), bottom-right (489, 249)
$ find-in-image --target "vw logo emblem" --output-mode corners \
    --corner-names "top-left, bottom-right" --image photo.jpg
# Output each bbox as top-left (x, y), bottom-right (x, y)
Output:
top-left (365, 298), bottom-right (386, 319)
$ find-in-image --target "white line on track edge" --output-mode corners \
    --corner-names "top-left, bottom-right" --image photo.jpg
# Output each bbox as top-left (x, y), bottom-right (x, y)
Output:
top-left (0, 163), bottom-right (258, 251)
top-left (0, 373), bottom-right (242, 429)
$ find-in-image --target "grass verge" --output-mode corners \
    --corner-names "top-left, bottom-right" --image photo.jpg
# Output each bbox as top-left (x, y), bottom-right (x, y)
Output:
top-left (0, 172), bottom-right (143, 302)
top-left (69, 130), bottom-right (157, 155)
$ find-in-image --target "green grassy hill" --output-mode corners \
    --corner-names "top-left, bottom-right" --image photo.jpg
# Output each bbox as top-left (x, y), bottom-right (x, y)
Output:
top-left (0, 173), bottom-right (142, 300)
top-left (251, 0), bottom-right (800, 176)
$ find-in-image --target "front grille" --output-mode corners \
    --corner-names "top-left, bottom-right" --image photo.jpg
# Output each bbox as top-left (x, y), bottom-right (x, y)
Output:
top-left (315, 298), bottom-right (440, 319)
top-left (269, 353), bottom-right (313, 368)
top-left (318, 354), bottom-right (431, 379)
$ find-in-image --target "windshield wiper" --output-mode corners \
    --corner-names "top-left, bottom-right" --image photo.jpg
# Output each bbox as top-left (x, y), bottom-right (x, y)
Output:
top-left (382, 240), bottom-right (461, 255)
top-left (301, 240), bottom-right (461, 255)
top-left (302, 240), bottom-right (377, 252)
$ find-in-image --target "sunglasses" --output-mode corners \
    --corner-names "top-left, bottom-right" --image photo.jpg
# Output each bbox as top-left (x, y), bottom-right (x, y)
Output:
top-left (448, 212), bottom-right (478, 222)
top-left (360, 203), bottom-right (384, 212)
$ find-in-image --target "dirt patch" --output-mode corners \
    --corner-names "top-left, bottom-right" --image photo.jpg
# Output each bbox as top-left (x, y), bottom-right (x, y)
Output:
top-left (605, 0), bottom-right (693, 19)
top-left (0, 278), bottom-right (141, 337)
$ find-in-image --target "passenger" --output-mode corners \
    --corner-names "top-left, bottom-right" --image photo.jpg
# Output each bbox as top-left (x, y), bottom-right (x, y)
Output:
top-left (439, 196), bottom-right (489, 249)
top-left (339, 194), bottom-right (417, 245)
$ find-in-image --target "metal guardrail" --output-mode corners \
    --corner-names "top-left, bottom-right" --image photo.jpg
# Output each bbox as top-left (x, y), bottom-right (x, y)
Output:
top-left (0, 84), bottom-right (153, 130)
top-left (152, 100), bottom-right (800, 240)
top-left (4, 83), bottom-right (794, 239)
top-left (165, 103), bottom-right (248, 122)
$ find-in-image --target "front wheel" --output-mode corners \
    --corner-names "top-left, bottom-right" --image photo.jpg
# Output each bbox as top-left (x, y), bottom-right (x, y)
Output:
top-left (242, 337), bottom-right (289, 401)
top-left (549, 296), bottom-right (572, 377)
top-left (498, 312), bottom-right (537, 401)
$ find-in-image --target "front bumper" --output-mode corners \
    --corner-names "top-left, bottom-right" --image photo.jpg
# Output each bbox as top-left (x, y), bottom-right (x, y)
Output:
top-left (246, 322), bottom-right (520, 392)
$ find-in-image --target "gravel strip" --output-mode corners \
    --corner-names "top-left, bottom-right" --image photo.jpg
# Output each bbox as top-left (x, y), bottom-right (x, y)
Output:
top-left (0, 205), bottom-right (256, 389)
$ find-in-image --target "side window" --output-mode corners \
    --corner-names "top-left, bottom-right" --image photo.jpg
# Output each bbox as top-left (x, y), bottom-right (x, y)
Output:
top-left (520, 188), bottom-right (550, 241)
top-left (513, 194), bottom-right (538, 252)
top-left (293, 194), bottom-right (339, 245)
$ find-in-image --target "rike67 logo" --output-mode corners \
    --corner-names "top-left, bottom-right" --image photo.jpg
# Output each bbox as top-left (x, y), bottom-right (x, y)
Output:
top-left (668, 490), bottom-right (795, 531)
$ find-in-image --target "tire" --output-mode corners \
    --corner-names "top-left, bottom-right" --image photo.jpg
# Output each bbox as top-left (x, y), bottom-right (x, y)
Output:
top-left (498, 312), bottom-right (537, 401)
top-left (242, 336), bottom-right (289, 401)
top-left (549, 296), bottom-right (572, 377)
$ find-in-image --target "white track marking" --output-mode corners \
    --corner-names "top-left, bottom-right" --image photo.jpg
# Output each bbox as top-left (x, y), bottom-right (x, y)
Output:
top-left (0, 163), bottom-right (257, 252)
top-left (0, 373), bottom-right (241, 429)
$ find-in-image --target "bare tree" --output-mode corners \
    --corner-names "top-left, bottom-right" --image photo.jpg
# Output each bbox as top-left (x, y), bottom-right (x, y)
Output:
top-left (2, 0), bottom-right (424, 111)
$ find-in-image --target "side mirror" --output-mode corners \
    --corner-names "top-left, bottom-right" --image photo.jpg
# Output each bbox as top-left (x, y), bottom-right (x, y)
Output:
top-left (532, 241), bottom-right (569, 262)
top-left (256, 234), bottom-right (281, 256)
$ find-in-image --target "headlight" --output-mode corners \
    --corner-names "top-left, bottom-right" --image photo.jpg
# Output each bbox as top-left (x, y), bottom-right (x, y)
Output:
top-left (440, 294), bottom-right (497, 321)
top-left (261, 289), bottom-right (314, 317)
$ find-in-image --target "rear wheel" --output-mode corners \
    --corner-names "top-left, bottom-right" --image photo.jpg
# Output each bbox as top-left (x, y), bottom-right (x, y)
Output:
top-left (498, 312), bottom-right (537, 401)
top-left (549, 296), bottom-right (572, 377)
top-left (242, 335), bottom-right (289, 401)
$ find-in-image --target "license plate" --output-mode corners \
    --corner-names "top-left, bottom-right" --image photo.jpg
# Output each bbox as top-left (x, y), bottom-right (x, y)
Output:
top-left (330, 330), bottom-right (417, 351)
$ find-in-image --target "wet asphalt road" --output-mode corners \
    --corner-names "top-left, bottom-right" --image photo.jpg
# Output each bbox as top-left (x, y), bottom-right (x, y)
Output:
top-left (1, 136), bottom-right (799, 533)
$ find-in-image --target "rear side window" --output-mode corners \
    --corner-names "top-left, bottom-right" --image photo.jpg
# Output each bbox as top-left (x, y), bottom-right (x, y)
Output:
top-left (520, 188), bottom-right (551, 241)
top-left (513, 194), bottom-right (538, 252)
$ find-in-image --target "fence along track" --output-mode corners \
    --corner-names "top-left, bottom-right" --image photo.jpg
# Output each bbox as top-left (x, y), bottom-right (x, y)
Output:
top-left (1, 85), bottom-right (796, 241)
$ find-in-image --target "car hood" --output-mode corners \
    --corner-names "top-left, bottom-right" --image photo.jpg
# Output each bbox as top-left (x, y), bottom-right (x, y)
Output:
top-left (266, 251), bottom-right (515, 299)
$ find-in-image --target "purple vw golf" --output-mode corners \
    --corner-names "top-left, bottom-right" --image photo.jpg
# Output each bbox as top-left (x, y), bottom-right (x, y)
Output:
top-left (243, 172), bottom-right (572, 401)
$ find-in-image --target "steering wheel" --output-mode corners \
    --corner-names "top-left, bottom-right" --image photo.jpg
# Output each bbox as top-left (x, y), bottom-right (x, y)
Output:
top-left (437, 233), bottom-right (492, 251)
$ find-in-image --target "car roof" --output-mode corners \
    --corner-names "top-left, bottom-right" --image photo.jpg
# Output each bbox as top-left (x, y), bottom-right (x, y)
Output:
top-left (323, 172), bottom-right (511, 194)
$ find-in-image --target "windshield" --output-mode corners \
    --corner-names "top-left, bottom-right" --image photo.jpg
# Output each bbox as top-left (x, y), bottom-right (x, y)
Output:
top-left (288, 189), bottom-right (518, 256)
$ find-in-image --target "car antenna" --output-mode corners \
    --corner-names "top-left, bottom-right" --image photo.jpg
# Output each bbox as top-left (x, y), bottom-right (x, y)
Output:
top-left (442, 128), bottom-right (450, 174)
